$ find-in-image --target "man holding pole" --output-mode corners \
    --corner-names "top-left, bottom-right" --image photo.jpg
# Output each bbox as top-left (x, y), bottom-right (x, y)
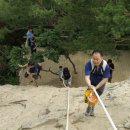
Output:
top-left (85, 49), bottom-right (110, 116)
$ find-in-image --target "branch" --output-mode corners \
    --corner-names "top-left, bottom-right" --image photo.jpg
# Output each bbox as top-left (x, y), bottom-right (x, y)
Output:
top-left (124, 9), bottom-right (130, 16)
top-left (42, 68), bottom-right (58, 76)
top-left (66, 55), bottom-right (77, 74)
top-left (124, 12), bottom-right (130, 16)
top-left (114, 38), bottom-right (128, 43)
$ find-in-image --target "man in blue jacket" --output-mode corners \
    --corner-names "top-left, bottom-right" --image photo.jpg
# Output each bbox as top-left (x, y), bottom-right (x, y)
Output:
top-left (85, 49), bottom-right (110, 116)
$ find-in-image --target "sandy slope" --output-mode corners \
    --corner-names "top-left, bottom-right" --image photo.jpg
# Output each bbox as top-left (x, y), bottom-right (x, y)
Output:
top-left (0, 80), bottom-right (130, 130)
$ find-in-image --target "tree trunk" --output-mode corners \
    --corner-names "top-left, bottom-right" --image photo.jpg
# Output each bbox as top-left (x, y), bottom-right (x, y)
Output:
top-left (66, 55), bottom-right (77, 74)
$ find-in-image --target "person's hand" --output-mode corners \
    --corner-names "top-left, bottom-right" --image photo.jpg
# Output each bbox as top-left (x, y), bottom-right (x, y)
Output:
top-left (95, 86), bottom-right (99, 90)
top-left (88, 85), bottom-right (95, 90)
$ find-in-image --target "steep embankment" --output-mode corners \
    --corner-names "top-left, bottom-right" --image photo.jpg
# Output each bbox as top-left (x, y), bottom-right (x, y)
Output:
top-left (0, 80), bottom-right (130, 130)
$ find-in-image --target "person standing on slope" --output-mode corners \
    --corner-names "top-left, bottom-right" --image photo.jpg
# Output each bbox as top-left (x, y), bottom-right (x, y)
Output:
top-left (85, 49), bottom-right (110, 116)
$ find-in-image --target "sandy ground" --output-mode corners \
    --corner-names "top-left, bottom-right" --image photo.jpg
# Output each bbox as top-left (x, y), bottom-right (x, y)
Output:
top-left (0, 80), bottom-right (130, 130)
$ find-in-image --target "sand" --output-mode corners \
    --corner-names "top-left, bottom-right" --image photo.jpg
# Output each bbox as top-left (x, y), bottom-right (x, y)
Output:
top-left (0, 80), bottom-right (130, 130)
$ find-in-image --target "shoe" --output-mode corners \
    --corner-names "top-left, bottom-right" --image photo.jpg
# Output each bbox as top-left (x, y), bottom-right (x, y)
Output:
top-left (85, 112), bottom-right (90, 116)
top-left (90, 111), bottom-right (95, 116)
top-left (35, 84), bottom-right (38, 87)
top-left (34, 82), bottom-right (38, 87)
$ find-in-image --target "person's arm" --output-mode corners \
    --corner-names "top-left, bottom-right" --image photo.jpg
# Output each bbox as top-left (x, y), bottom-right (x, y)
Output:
top-left (95, 64), bottom-right (110, 89)
top-left (85, 60), bottom-right (95, 89)
top-left (111, 64), bottom-right (115, 71)
top-left (85, 75), bottom-right (94, 89)
top-left (95, 78), bottom-right (108, 90)
top-left (56, 70), bottom-right (59, 74)
top-left (18, 63), bottom-right (28, 68)
top-left (110, 66), bottom-right (114, 71)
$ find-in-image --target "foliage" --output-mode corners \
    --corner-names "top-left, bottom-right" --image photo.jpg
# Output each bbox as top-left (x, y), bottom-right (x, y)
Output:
top-left (37, 29), bottom-right (65, 62)
top-left (96, 1), bottom-right (130, 39)
top-left (0, 45), bottom-right (19, 85)
top-left (8, 46), bottom-right (28, 72)
top-left (0, 74), bottom-right (19, 85)
top-left (31, 51), bottom-right (44, 63)
top-left (56, 0), bottom-right (130, 53)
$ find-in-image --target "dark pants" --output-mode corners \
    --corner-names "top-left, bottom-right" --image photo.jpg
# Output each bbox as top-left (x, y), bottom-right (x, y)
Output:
top-left (31, 48), bottom-right (36, 54)
top-left (108, 77), bottom-right (112, 83)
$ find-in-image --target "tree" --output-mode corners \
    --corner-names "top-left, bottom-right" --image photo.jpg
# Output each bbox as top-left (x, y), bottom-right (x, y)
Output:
top-left (96, 1), bottom-right (130, 43)
top-left (37, 29), bottom-right (77, 73)
top-left (56, 0), bottom-right (130, 53)
top-left (0, 45), bottom-right (20, 85)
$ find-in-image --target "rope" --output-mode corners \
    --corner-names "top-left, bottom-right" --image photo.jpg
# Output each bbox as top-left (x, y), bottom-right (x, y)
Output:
top-left (62, 78), bottom-right (117, 130)
top-left (62, 79), bottom-right (70, 130)
top-left (92, 87), bottom-right (117, 130)
top-left (65, 86), bottom-right (70, 130)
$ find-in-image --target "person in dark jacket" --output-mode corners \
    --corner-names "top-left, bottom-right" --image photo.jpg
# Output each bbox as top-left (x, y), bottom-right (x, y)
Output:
top-left (18, 61), bottom-right (42, 87)
top-left (107, 59), bottom-right (115, 83)
top-left (61, 67), bottom-right (72, 86)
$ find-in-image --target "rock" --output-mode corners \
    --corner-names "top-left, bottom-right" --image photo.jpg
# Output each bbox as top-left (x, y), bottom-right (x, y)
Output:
top-left (118, 124), bottom-right (123, 128)
top-left (124, 122), bottom-right (130, 129)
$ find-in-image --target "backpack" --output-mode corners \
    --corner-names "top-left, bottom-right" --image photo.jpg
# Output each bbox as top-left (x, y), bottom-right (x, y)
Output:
top-left (90, 59), bottom-right (107, 75)
top-left (63, 71), bottom-right (71, 80)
